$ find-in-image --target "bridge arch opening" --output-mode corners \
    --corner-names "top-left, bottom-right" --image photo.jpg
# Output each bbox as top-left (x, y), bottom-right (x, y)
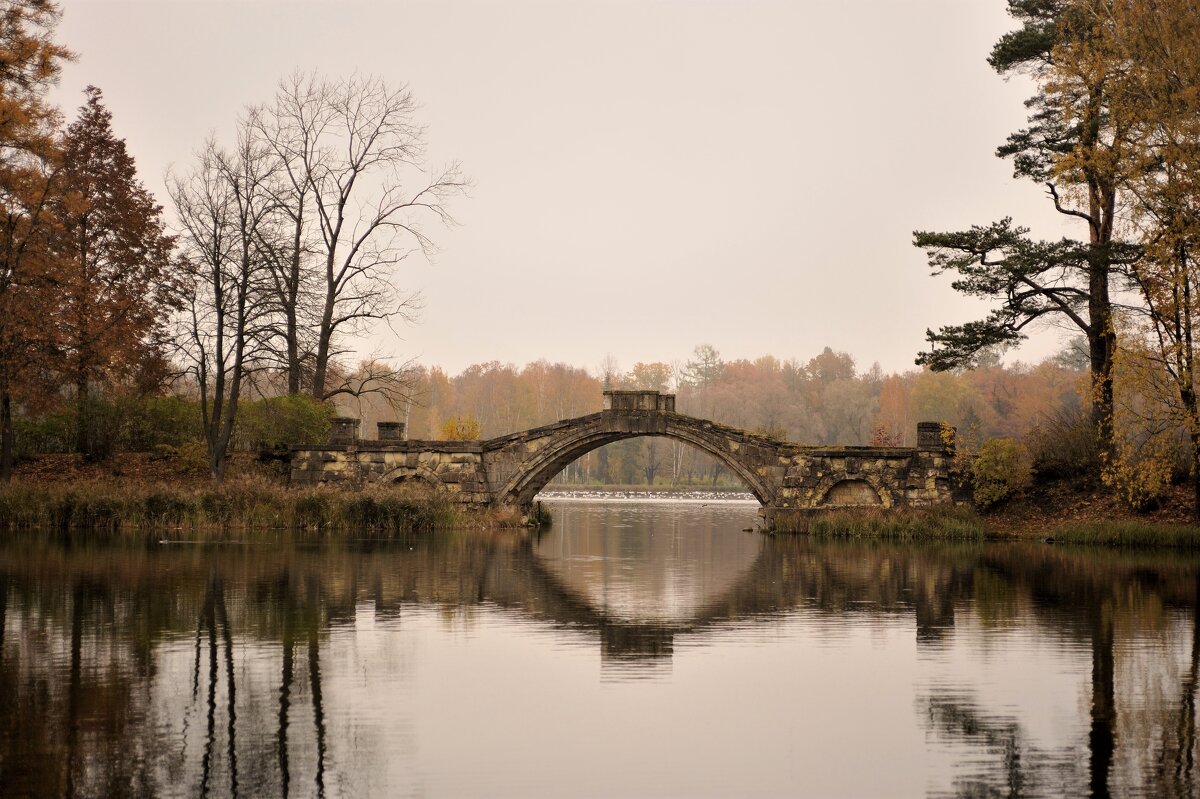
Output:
top-left (497, 421), bottom-right (777, 509)
top-left (817, 478), bottom-right (888, 508)
top-left (543, 438), bottom-right (757, 497)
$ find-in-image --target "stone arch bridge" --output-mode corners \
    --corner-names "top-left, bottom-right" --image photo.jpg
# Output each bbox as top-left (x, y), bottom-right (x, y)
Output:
top-left (289, 390), bottom-right (959, 531)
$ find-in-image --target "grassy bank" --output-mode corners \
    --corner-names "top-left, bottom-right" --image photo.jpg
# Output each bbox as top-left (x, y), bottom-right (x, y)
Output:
top-left (1046, 520), bottom-right (1200, 549)
top-left (799, 506), bottom-right (986, 541)
top-left (0, 477), bottom-right (480, 541)
top-left (792, 505), bottom-right (1200, 548)
top-left (781, 500), bottom-right (1200, 549)
top-left (977, 475), bottom-right (1200, 548)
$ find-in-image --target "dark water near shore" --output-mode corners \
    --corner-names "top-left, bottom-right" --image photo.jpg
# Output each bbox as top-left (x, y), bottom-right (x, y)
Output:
top-left (1, 499), bottom-right (1199, 798)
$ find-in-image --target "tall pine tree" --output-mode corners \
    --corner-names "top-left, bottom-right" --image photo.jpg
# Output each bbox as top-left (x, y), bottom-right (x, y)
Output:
top-left (55, 87), bottom-right (176, 455)
top-left (913, 0), bottom-right (1137, 456)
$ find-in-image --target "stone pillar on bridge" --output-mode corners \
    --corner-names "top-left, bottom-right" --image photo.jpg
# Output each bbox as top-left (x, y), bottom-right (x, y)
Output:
top-left (917, 421), bottom-right (954, 453)
top-left (377, 421), bottom-right (405, 442)
top-left (603, 390), bottom-right (675, 412)
top-left (329, 417), bottom-right (360, 445)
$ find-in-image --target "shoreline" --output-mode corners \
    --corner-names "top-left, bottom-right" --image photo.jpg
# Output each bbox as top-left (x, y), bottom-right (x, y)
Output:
top-left (4, 462), bottom-right (1200, 548)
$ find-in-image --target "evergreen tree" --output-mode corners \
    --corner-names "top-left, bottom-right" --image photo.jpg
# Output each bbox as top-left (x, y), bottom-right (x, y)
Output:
top-left (56, 86), bottom-right (176, 455)
top-left (913, 0), bottom-right (1137, 456)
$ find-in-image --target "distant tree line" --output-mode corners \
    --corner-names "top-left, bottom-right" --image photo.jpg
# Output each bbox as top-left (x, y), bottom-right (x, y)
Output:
top-left (355, 343), bottom-right (1088, 489)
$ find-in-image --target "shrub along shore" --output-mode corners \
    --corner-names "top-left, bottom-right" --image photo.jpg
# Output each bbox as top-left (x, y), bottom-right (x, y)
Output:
top-left (0, 477), bottom-right (506, 542)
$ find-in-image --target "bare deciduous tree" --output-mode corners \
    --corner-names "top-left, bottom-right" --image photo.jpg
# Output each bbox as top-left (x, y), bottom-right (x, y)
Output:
top-left (252, 73), bottom-right (467, 402)
top-left (169, 134), bottom-right (277, 480)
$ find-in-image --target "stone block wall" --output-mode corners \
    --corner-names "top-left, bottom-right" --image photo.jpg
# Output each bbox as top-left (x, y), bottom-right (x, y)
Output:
top-left (602, 390), bottom-right (675, 412)
top-left (765, 447), bottom-right (957, 532)
top-left (290, 442), bottom-right (492, 505)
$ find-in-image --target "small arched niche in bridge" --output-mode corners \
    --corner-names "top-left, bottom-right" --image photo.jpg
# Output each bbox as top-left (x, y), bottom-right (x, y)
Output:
top-left (381, 465), bottom-right (443, 488)
top-left (818, 478), bottom-right (884, 508)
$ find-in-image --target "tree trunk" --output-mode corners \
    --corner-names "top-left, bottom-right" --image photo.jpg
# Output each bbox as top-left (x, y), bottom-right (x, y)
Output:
top-left (286, 309), bottom-right (300, 395)
top-left (0, 383), bottom-right (13, 482)
top-left (1087, 213), bottom-right (1117, 461)
top-left (1190, 426), bottom-right (1200, 524)
top-left (310, 280), bottom-right (336, 400)
top-left (286, 208), bottom-right (304, 395)
top-left (74, 373), bottom-right (89, 455)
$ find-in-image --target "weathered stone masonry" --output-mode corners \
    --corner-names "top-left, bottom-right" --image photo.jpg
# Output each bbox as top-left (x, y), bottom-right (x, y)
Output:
top-left (290, 391), bottom-right (959, 531)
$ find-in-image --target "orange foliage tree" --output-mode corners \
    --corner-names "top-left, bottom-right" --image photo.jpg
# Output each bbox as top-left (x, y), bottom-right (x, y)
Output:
top-left (55, 86), bottom-right (176, 453)
top-left (0, 0), bottom-right (72, 479)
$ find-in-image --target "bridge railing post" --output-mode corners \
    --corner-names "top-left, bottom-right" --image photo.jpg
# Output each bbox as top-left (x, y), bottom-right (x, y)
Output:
top-left (917, 421), bottom-right (954, 454)
top-left (377, 421), bottom-right (405, 442)
top-left (329, 417), bottom-right (360, 445)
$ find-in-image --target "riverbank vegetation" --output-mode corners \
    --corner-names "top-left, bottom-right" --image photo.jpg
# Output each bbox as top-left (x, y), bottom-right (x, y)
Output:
top-left (804, 507), bottom-right (985, 541)
top-left (0, 475), bottom-right (475, 540)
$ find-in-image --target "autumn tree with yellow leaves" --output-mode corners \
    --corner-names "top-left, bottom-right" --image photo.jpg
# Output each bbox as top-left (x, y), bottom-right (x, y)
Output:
top-left (1072, 0), bottom-right (1200, 517)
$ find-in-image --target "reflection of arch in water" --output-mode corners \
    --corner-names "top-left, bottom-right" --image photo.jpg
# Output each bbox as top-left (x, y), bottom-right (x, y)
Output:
top-left (495, 416), bottom-right (777, 509)
top-left (497, 534), bottom-right (991, 662)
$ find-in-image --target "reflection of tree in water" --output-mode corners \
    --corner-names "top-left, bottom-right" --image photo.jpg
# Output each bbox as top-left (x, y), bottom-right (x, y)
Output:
top-left (922, 691), bottom-right (1080, 798)
top-left (917, 555), bottom-right (1200, 799)
top-left (1149, 573), bottom-right (1200, 799)
top-left (917, 602), bottom-right (1118, 798)
top-left (0, 571), bottom-right (148, 797)
top-left (191, 567), bottom-right (329, 799)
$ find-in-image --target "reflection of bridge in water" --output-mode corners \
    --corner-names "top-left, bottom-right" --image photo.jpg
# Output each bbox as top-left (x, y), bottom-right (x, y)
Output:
top-left (3, 535), bottom-right (1200, 797)
top-left (291, 390), bottom-right (960, 530)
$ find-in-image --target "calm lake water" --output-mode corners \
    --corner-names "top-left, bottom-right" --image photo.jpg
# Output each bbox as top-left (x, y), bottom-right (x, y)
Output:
top-left (1, 498), bottom-right (1199, 798)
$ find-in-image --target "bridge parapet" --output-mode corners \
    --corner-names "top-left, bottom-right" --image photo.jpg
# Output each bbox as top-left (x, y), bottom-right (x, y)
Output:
top-left (603, 390), bottom-right (675, 412)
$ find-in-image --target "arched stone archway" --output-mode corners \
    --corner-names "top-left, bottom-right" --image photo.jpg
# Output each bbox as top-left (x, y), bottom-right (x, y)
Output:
top-left (496, 424), bottom-right (777, 508)
top-left (812, 475), bottom-right (891, 508)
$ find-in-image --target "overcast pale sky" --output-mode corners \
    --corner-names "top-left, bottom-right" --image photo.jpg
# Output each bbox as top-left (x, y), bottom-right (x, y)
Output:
top-left (53, 0), bottom-right (1078, 376)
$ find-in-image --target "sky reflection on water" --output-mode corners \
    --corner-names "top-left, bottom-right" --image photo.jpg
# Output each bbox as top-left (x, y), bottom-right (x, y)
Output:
top-left (1, 500), bottom-right (1198, 797)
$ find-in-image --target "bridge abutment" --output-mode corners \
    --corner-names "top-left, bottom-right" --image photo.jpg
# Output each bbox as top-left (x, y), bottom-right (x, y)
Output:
top-left (760, 443), bottom-right (958, 532)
